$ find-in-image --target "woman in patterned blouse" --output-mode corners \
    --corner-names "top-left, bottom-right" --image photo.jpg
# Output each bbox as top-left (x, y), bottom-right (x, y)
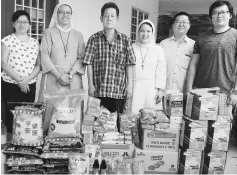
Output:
top-left (1, 10), bottom-right (40, 133)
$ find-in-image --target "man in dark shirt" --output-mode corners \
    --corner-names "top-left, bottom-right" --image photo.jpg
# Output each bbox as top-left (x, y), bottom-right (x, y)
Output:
top-left (186, 0), bottom-right (237, 109)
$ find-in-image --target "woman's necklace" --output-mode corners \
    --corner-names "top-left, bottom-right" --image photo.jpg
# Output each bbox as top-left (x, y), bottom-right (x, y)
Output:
top-left (139, 45), bottom-right (150, 70)
top-left (58, 29), bottom-right (70, 59)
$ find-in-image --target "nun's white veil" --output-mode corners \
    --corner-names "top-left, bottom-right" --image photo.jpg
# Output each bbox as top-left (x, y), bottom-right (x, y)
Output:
top-left (135, 19), bottom-right (156, 45)
top-left (49, 3), bottom-right (73, 32)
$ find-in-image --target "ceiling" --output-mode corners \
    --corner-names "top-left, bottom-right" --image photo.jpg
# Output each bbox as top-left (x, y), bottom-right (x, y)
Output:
top-left (159, 0), bottom-right (237, 14)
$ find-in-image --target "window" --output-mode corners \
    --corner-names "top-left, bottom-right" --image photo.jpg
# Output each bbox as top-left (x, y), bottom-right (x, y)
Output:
top-left (15, 0), bottom-right (45, 43)
top-left (131, 7), bottom-right (149, 43)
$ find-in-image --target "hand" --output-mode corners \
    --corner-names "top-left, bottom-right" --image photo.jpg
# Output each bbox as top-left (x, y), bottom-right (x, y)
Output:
top-left (19, 85), bottom-right (30, 94)
top-left (58, 73), bottom-right (70, 86)
top-left (154, 90), bottom-right (164, 104)
top-left (227, 92), bottom-right (237, 106)
top-left (18, 76), bottom-right (31, 88)
top-left (88, 84), bottom-right (96, 97)
top-left (184, 88), bottom-right (192, 100)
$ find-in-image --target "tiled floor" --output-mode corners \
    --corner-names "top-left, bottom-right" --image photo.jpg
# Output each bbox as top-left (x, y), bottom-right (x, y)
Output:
top-left (225, 139), bottom-right (237, 174)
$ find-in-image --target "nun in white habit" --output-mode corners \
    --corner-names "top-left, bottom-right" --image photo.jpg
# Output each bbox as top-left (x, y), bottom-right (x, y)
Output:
top-left (130, 19), bottom-right (166, 114)
top-left (38, 3), bottom-right (85, 131)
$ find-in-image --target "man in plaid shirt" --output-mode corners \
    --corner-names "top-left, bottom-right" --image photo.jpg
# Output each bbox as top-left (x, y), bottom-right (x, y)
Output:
top-left (83, 2), bottom-right (136, 117)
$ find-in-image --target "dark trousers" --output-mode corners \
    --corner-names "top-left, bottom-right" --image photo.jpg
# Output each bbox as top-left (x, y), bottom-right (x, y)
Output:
top-left (98, 97), bottom-right (125, 132)
top-left (1, 79), bottom-right (36, 133)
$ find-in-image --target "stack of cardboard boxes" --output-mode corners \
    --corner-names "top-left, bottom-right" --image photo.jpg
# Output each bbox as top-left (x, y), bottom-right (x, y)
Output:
top-left (134, 90), bottom-right (183, 174)
top-left (180, 88), bottom-right (231, 174)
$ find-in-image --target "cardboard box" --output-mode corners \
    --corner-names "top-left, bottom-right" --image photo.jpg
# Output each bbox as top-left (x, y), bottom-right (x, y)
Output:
top-left (179, 149), bottom-right (203, 174)
top-left (185, 88), bottom-right (219, 120)
top-left (134, 147), bottom-right (178, 174)
top-left (201, 150), bottom-right (227, 174)
top-left (206, 120), bottom-right (231, 151)
top-left (170, 116), bottom-right (183, 124)
top-left (101, 144), bottom-right (134, 159)
top-left (163, 90), bottom-right (183, 117)
top-left (180, 117), bottom-right (207, 150)
top-left (141, 129), bottom-right (180, 152)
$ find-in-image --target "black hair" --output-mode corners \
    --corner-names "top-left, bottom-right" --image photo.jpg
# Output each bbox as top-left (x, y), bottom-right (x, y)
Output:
top-left (12, 10), bottom-right (31, 33)
top-left (172, 11), bottom-right (191, 24)
top-left (12, 10), bottom-right (31, 24)
top-left (101, 2), bottom-right (119, 17)
top-left (209, 0), bottom-right (234, 18)
top-left (139, 22), bottom-right (153, 32)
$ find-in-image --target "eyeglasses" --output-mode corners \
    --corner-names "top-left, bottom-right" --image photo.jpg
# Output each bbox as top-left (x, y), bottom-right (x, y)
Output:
top-left (15, 21), bottom-right (29, 25)
top-left (175, 21), bottom-right (190, 25)
top-left (57, 11), bottom-right (72, 15)
top-left (212, 11), bottom-right (229, 16)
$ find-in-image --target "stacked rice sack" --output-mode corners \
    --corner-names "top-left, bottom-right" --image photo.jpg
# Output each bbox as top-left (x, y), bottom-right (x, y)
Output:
top-left (40, 89), bottom-right (87, 174)
top-left (3, 102), bottom-right (45, 174)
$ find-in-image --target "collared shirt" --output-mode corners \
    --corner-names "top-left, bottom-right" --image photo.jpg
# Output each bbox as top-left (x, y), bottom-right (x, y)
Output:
top-left (160, 35), bottom-right (195, 92)
top-left (83, 30), bottom-right (136, 99)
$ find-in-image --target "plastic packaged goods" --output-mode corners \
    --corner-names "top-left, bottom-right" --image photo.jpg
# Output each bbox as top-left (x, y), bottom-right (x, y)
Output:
top-left (5, 155), bottom-right (43, 166)
top-left (44, 137), bottom-right (83, 148)
top-left (132, 160), bottom-right (145, 175)
top-left (139, 108), bottom-right (169, 123)
top-left (43, 89), bottom-right (85, 138)
top-left (86, 96), bottom-right (101, 117)
top-left (68, 153), bottom-right (90, 175)
top-left (9, 102), bottom-right (45, 146)
top-left (6, 164), bottom-right (43, 173)
top-left (120, 114), bottom-right (139, 145)
top-left (93, 132), bottom-right (104, 144)
top-left (44, 159), bottom-right (68, 165)
top-left (3, 145), bottom-right (42, 157)
top-left (98, 107), bottom-right (110, 124)
top-left (43, 165), bottom-right (69, 174)
top-left (87, 96), bottom-right (101, 109)
top-left (103, 112), bottom-right (118, 132)
top-left (85, 144), bottom-right (101, 172)
top-left (45, 159), bottom-right (67, 164)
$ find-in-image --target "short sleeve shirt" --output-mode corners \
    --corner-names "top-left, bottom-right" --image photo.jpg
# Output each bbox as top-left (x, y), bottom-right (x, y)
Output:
top-left (160, 36), bottom-right (195, 92)
top-left (82, 30), bottom-right (136, 99)
top-left (193, 28), bottom-right (237, 93)
top-left (1, 34), bottom-right (39, 84)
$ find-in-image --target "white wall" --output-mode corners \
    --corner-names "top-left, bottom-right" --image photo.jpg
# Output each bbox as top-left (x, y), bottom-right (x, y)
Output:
top-left (59, 0), bottom-right (159, 42)
top-left (55, 0), bottom-right (159, 92)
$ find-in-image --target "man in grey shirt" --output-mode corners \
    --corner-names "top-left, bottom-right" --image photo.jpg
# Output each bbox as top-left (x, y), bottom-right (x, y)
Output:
top-left (186, 0), bottom-right (237, 108)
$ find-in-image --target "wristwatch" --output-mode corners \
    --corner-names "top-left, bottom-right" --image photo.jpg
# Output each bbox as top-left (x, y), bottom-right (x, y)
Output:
top-left (232, 90), bottom-right (237, 95)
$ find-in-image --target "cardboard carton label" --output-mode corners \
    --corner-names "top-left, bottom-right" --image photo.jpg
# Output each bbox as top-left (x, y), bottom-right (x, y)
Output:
top-left (202, 151), bottom-right (227, 174)
top-left (101, 144), bottom-right (134, 159)
top-left (191, 94), bottom-right (219, 120)
top-left (179, 149), bottom-right (202, 174)
top-left (142, 129), bottom-right (180, 151)
top-left (206, 121), bottom-right (231, 151)
top-left (135, 147), bottom-right (178, 174)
